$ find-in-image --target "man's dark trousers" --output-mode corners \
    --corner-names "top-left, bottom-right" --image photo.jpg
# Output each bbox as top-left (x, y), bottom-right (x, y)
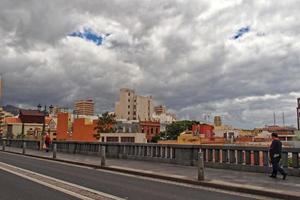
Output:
top-left (271, 157), bottom-right (286, 176)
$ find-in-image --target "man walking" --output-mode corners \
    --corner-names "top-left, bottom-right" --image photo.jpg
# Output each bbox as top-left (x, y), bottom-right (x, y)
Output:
top-left (269, 132), bottom-right (287, 180)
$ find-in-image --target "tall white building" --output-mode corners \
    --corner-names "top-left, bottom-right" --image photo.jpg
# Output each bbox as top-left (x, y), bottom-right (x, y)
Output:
top-left (115, 88), bottom-right (154, 121)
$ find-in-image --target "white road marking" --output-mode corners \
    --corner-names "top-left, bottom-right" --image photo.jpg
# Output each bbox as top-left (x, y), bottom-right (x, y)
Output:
top-left (0, 161), bottom-right (124, 200)
top-left (0, 151), bottom-right (282, 200)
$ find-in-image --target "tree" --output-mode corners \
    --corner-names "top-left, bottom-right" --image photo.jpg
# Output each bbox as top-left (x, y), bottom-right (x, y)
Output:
top-left (94, 112), bottom-right (116, 139)
top-left (164, 120), bottom-right (199, 140)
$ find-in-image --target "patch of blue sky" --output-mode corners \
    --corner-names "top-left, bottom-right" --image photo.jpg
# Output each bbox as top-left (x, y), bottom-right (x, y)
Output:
top-left (69, 28), bottom-right (108, 45)
top-left (232, 26), bottom-right (251, 40)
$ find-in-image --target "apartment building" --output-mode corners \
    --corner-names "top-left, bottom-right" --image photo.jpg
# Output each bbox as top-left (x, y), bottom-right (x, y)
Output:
top-left (115, 88), bottom-right (154, 121)
top-left (74, 99), bottom-right (94, 116)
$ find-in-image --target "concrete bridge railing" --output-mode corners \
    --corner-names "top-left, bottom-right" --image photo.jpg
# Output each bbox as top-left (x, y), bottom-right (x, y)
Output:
top-left (1, 139), bottom-right (300, 176)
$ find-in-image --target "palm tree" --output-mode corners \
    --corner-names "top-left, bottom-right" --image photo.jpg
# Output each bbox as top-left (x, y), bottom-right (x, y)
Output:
top-left (94, 112), bottom-right (116, 140)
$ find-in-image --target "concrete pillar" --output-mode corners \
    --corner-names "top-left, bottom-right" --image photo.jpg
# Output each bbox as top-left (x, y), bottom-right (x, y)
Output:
top-left (138, 146), bottom-right (142, 156)
top-left (123, 145), bottom-right (126, 155)
top-left (101, 146), bottom-right (106, 167)
top-left (245, 150), bottom-right (251, 165)
top-left (281, 152), bottom-right (288, 168)
top-left (2, 140), bottom-right (5, 151)
top-left (253, 151), bottom-right (259, 165)
top-left (170, 147), bottom-right (173, 159)
top-left (165, 147), bottom-right (168, 158)
top-left (222, 149), bottom-right (227, 163)
top-left (198, 151), bottom-right (205, 181)
top-left (292, 152), bottom-right (299, 168)
top-left (208, 149), bottom-right (213, 162)
top-left (53, 143), bottom-right (57, 159)
top-left (237, 150), bottom-right (243, 164)
top-left (214, 149), bottom-right (220, 163)
top-left (263, 151), bottom-right (269, 166)
top-left (22, 142), bottom-right (26, 155)
top-left (150, 146), bottom-right (154, 157)
top-left (134, 146), bottom-right (137, 156)
top-left (160, 146), bottom-right (163, 158)
top-left (229, 150), bottom-right (236, 164)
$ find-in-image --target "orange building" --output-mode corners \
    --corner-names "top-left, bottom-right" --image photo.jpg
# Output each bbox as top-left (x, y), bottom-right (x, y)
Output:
top-left (56, 113), bottom-right (98, 142)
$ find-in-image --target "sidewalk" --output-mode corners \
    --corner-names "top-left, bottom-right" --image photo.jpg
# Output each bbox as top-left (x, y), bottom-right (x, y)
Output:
top-left (2, 146), bottom-right (300, 199)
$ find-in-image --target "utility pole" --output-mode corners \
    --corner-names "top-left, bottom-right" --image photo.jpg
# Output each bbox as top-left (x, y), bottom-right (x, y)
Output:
top-left (273, 112), bottom-right (276, 126)
top-left (282, 112), bottom-right (285, 127)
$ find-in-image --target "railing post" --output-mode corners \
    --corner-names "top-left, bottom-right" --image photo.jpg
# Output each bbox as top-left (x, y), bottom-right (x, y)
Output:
top-left (229, 149), bottom-right (236, 164)
top-left (292, 152), bottom-right (299, 168)
top-left (53, 143), bottom-right (57, 159)
top-left (281, 152), bottom-right (288, 168)
top-left (2, 140), bottom-right (5, 151)
top-left (214, 149), bottom-right (220, 163)
top-left (237, 150), bottom-right (243, 164)
top-left (263, 151), bottom-right (269, 166)
top-left (198, 151), bottom-right (205, 181)
top-left (222, 149), bottom-right (227, 163)
top-left (101, 146), bottom-right (106, 167)
top-left (22, 141), bottom-right (26, 155)
top-left (253, 151), bottom-right (259, 165)
top-left (245, 150), bottom-right (251, 165)
top-left (208, 149), bottom-right (213, 162)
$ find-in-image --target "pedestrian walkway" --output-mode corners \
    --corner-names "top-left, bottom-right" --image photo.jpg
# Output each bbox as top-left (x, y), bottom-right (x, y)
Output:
top-left (2, 146), bottom-right (300, 198)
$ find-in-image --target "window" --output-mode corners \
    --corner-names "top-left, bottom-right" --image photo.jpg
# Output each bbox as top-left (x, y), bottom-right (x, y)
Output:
top-left (106, 137), bottom-right (119, 142)
top-left (121, 137), bottom-right (135, 143)
top-left (128, 99), bottom-right (130, 102)
top-left (128, 92), bottom-right (130, 96)
top-left (128, 105), bottom-right (130, 109)
top-left (128, 111), bottom-right (130, 115)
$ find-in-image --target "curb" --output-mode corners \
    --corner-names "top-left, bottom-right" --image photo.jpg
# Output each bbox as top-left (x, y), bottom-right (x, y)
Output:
top-left (1, 150), bottom-right (299, 200)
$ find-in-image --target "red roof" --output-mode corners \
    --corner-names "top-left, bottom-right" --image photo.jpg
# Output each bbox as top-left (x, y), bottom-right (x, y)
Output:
top-left (5, 117), bottom-right (22, 124)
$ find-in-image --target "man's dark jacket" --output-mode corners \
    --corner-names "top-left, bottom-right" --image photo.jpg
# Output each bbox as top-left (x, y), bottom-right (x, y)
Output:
top-left (269, 139), bottom-right (282, 161)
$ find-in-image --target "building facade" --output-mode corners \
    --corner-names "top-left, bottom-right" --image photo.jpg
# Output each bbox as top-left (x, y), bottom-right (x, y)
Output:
top-left (100, 132), bottom-right (146, 143)
top-left (152, 105), bottom-right (176, 132)
top-left (74, 99), bottom-right (94, 116)
top-left (56, 113), bottom-right (98, 142)
top-left (139, 120), bottom-right (160, 142)
top-left (3, 110), bottom-right (56, 140)
top-left (115, 88), bottom-right (154, 121)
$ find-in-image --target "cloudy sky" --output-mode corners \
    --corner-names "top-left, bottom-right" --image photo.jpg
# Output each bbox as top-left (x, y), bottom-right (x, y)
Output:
top-left (1, 0), bottom-right (300, 128)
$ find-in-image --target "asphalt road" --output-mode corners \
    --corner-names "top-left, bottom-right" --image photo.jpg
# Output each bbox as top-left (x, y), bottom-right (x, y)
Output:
top-left (0, 152), bottom-right (259, 200)
top-left (0, 169), bottom-right (77, 200)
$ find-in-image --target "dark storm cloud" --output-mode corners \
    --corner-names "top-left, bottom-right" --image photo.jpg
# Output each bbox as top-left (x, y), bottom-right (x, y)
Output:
top-left (0, 0), bottom-right (300, 128)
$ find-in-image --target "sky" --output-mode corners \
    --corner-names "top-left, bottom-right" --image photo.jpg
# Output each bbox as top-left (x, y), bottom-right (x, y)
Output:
top-left (0, 0), bottom-right (300, 128)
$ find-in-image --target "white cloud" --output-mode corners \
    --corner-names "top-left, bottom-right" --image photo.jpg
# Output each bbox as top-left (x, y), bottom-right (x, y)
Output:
top-left (0, 0), bottom-right (300, 128)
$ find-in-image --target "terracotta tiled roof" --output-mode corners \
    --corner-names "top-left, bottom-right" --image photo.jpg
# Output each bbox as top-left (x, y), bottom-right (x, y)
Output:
top-left (4, 117), bottom-right (22, 124)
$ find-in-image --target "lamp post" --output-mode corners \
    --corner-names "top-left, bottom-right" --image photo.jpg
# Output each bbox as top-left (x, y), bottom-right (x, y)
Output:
top-left (37, 104), bottom-right (53, 150)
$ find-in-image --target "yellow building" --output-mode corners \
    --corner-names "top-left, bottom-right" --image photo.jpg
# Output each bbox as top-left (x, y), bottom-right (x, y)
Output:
top-left (158, 131), bottom-right (225, 145)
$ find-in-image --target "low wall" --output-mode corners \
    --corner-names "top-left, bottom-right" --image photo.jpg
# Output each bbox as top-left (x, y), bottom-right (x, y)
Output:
top-left (1, 139), bottom-right (300, 176)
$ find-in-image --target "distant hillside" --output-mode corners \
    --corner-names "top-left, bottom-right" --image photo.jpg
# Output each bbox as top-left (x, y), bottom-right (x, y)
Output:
top-left (3, 105), bottom-right (20, 115)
